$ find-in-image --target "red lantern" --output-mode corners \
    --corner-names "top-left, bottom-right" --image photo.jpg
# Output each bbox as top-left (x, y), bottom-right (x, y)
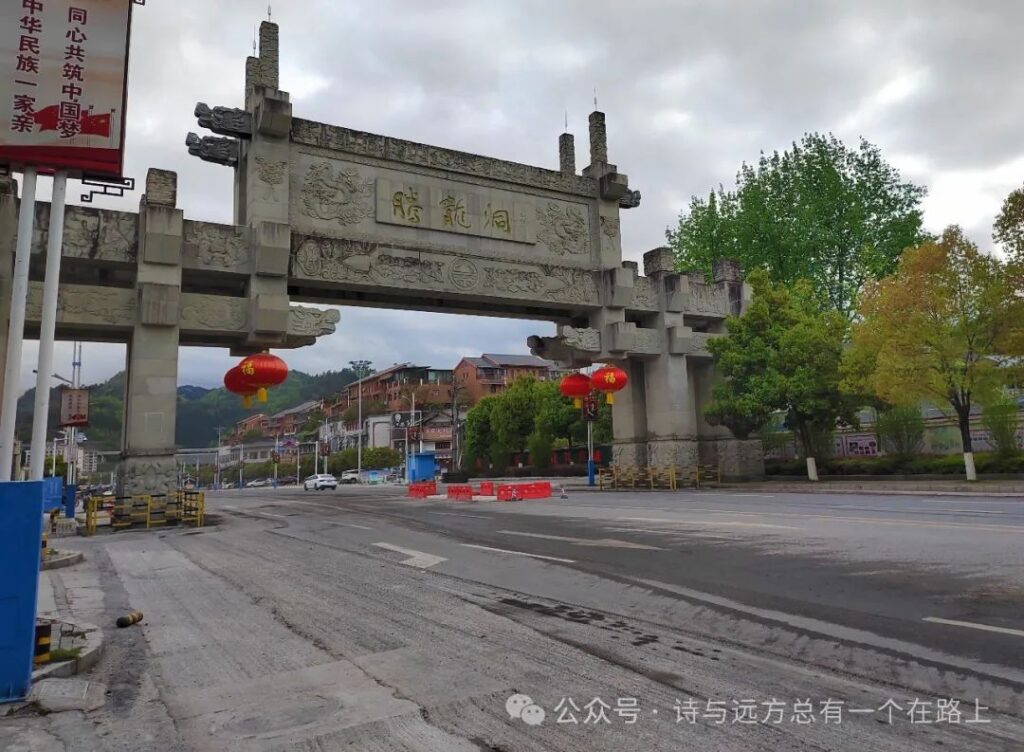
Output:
top-left (590, 365), bottom-right (628, 404)
top-left (239, 351), bottom-right (289, 403)
top-left (558, 372), bottom-right (592, 408)
top-left (224, 365), bottom-right (258, 409)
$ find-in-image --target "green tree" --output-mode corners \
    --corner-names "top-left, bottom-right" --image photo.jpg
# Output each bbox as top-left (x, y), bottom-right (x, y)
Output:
top-left (491, 377), bottom-right (542, 453)
top-left (845, 227), bottom-right (1019, 475)
top-left (349, 360), bottom-right (373, 379)
top-left (463, 397), bottom-right (499, 469)
top-left (874, 406), bottom-right (925, 460)
top-left (669, 133), bottom-right (929, 318)
top-left (706, 270), bottom-right (856, 471)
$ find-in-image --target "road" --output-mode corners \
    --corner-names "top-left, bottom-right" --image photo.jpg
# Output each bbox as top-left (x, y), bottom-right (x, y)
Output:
top-left (3, 485), bottom-right (1023, 751)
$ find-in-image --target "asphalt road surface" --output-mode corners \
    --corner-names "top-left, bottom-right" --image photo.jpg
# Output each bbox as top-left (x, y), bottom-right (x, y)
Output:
top-left (4, 485), bottom-right (1023, 751)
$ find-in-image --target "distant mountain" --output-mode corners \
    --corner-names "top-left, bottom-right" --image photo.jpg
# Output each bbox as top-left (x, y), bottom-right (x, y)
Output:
top-left (15, 368), bottom-right (358, 450)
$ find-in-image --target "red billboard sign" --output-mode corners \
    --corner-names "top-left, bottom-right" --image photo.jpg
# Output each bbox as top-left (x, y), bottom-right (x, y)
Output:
top-left (59, 387), bottom-right (88, 427)
top-left (0, 1), bottom-right (133, 178)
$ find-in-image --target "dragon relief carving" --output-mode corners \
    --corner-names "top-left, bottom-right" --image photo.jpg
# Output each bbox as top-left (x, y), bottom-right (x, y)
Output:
top-left (537, 202), bottom-right (588, 256)
top-left (483, 267), bottom-right (545, 295)
top-left (289, 307), bottom-right (341, 336)
top-left (299, 161), bottom-right (374, 226)
top-left (542, 265), bottom-right (598, 305)
top-left (185, 223), bottom-right (248, 269)
top-left (560, 327), bottom-right (602, 352)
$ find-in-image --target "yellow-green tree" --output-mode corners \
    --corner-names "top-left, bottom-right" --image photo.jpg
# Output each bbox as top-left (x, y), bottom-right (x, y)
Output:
top-left (844, 227), bottom-right (1020, 471)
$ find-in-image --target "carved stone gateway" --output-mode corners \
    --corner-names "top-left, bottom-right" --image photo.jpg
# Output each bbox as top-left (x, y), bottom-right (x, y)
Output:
top-left (0, 19), bottom-right (764, 493)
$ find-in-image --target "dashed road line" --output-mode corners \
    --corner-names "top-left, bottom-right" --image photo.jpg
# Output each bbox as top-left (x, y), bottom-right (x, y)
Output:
top-left (428, 511), bottom-right (491, 519)
top-left (498, 530), bottom-right (663, 550)
top-left (461, 544), bottom-right (575, 564)
top-left (922, 617), bottom-right (1024, 638)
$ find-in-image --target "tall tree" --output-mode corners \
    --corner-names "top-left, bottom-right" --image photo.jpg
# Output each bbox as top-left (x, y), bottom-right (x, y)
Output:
top-left (669, 133), bottom-right (929, 318)
top-left (705, 270), bottom-right (856, 473)
top-left (349, 360), bottom-right (373, 379)
top-left (844, 227), bottom-right (1020, 476)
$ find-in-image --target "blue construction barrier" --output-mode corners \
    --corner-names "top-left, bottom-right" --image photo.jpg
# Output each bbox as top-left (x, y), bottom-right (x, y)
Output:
top-left (63, 484), bottom-right (77, 519)
top-left (0, 481), bottom-right (45, 703)
top-left (41, 476), bottom-right (63, 513)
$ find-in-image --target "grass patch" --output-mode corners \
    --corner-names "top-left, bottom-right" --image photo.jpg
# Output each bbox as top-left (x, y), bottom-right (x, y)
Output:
top-left (48, 647), bottom-right (82, 662)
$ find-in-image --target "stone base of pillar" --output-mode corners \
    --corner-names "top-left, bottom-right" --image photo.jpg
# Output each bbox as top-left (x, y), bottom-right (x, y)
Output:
top-left (612, 441), bottom-right (646, 468)
top-left (646, 438), bottom-right (698, 470)
top-left (116, 454), bottom-right (178, 497)
top-left (698, 438), bottom-right (764, 480)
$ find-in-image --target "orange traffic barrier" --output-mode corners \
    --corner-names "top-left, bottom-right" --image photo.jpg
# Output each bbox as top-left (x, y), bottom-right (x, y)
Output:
top-left (446, 484), bottom-right (474, 501)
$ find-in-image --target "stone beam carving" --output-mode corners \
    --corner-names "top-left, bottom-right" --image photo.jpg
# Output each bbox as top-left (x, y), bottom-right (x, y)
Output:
top-left (185, 132), bottom-right (240, 167)
top-left (25, 283), bottom-right (135, 327)
top-left (619, 189), bottom-right (641, 209)
top-left (183, 221), bottom-right (250, 272)
top-left (528, 326), bottom-right (601, 367)
top-left (31, 203), bottom-right (137, 264)
top-left (291, 235), bottom-right (600, 310)
top-left (179, 295), bottom-right (247, 332)
top-left (288, 306), bottom-right (340, 337)
top-left (194, 102), bottom-right (253, 139)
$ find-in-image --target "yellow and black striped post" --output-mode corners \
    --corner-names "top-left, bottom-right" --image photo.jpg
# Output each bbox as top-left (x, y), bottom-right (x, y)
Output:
top-left (116, 611), bottom-right (144, 628)
top-left (34, 621), bottom-right (51, 666)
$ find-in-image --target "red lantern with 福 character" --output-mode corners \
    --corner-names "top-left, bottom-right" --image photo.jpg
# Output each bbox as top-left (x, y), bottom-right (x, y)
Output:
top-left (590, 365), bottom-right (628, 404)
top-left (224, 365), bottom-right (258, 409)
top-left (239, 351), bottom-right (289, 403)
top-left (558, 372), bottom-right (592, 408)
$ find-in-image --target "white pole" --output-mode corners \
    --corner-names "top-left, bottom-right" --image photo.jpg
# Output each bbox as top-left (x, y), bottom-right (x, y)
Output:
top-left (356, 381), bottom-right (362, 479)
top-left (52, 436), bottom-right (57, 476)
top-left (0, 166), bottom-right (38, 481)
top-left (68, 341), bottom-right (81, 485)
top-left (30, 171), bottom-right (68, 479)
top-left (238, 442), bottom-right (243, 487)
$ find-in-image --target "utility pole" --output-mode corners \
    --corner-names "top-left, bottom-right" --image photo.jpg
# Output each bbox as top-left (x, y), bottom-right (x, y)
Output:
top-left (356, 378), bottom-right (362, 481)
top-left (238, 442), bottom-right (244, 488)
top-left (214, 426), bottom-right (224, 489)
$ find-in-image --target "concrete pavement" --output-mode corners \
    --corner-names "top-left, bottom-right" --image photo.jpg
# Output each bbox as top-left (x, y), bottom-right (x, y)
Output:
top-left (2, 485), bottom-right (1022, 750)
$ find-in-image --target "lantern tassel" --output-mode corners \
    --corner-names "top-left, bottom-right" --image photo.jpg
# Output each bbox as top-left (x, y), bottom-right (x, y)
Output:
top-left (606, 394), bottom-right (614, 405)
top-left (242, 395), bottom-right (253, 409)
top-left (257, 387), bottom-right (268, 402)
top-left (573, 397), bottom-right (582, 408)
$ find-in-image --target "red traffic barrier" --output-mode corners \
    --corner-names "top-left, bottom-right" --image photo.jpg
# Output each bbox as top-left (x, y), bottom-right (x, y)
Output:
top-left (478, 481), bottom-right (494, 495)
top-left (496, 484), bottom-right (522, 501)
top-left (447, 484), bottom-right (474, 501)
top-left (407, 481), bottom-right (437, 498)
top-left (495, 482), bottom-right (552, 501)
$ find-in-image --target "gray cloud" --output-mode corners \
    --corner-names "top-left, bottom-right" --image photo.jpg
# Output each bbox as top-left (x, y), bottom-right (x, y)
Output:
top-left (15, 0), bottom-right (1024, 392)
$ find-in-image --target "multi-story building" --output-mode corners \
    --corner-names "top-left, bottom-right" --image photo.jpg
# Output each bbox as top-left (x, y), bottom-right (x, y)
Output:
top-left (454, 353), bottom-right (559, 404)
top-left (327, 363), bottom-right (454, 417)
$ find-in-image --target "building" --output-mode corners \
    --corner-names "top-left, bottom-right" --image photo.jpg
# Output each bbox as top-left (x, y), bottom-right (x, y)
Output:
top-left (229, 400), bottom-right (322, 443)
top-left (327, 363), bottom-right (454, 417)
top-left (454, 353), bottom-right (560, 404)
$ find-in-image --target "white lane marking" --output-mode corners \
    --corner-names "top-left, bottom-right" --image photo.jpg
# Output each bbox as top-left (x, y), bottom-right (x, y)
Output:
top-left (321, 520), bottom-right (374, 530)
top-left (372, 542), bottom-right (447, 568)
top-left (616, 516), bottom-right (803, 531)
top-left (428, 511), bottom-right (491, 519)
top-left (461, 544), bottom-right (575, 564)
top-left (922, 617), bottom-right (1024, 638)
top-left (498, 530), bottom-right (663, 550)
top-left (695, 492), bottom-right (777, 498)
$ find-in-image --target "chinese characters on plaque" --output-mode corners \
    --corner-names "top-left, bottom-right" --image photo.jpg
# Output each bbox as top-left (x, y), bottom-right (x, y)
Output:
top-left (377, 178), bottom-right (535, 244)
top-left (59, 387), bottom-right (89, 427)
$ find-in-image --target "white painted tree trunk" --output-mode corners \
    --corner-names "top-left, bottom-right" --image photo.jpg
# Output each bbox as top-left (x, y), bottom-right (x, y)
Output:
top-left (963, 452), bottom-right (977, 481)
top-left (806, 457), bottom-right (819, 481)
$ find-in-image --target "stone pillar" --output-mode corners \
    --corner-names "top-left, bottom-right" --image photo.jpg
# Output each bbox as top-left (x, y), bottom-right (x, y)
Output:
top-left (643, 247), bottom-right (698, 469)
top-left (559, 133), bottom-right (575, 175)
top-left (611, 358), bottom-right (647, 467)
top-left (117, 169), bottom-right (183, 497)
top-left (0, 173), bottom-right (17, 424)
top-left (588, 111), bottom-right (608, 166)
top-left (239, 20), bottom-right (293, 351)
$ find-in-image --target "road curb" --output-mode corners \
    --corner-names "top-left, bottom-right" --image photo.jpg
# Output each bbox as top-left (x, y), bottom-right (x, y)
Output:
top-left (41, 550), bottom-right (85, 570)
top-left (31, 619), bottom-right (103, 681)
top-left (719, 485), bottom-right (1024, 497)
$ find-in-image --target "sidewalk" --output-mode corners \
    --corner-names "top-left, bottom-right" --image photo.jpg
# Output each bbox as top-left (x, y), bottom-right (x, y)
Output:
top-left (719, 478), bottom-right (1024, 497)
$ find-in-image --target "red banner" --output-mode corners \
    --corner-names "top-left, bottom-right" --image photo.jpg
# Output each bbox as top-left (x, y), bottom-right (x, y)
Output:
top-left (0, 1), bottom-right (133, 177)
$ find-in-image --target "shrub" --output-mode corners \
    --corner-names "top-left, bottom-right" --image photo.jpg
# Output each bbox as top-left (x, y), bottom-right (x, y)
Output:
top-left (982, 394), bottom-right (1021, 458)
top-left (875, 406), bottom-right (925, 459)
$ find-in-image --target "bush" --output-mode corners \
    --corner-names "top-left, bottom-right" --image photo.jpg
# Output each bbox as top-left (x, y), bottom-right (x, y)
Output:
top-left (875, 406), bottom-right (925, 459)
top-left (765, 452), bottom-right (1024, 476)
top-left (982, 394), bottom-right (1021, 458)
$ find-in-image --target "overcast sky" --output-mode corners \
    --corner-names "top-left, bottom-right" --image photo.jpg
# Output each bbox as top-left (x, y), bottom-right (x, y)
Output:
top-left (15, 0), bottom-right (1024, 392)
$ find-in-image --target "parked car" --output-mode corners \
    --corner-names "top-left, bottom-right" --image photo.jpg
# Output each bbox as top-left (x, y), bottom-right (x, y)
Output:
top-left (303, 474), bottom-right (337, 491)
top-left (279, 475), bottom-right (297, 485)
top-left (340, 470), bottom-right (360, 484)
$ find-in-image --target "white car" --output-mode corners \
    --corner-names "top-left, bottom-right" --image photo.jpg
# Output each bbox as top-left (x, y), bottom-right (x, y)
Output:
top-left (340, 470), bottom-right (360, 484)
top-left (303, 474), bottom-right (337, 491)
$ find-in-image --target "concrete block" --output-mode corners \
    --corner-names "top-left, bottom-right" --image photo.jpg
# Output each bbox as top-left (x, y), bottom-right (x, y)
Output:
top-left (665, 275), bottom-right (688, 312)
top-left (250, 293), bottom-right (290, 335)
top-left (599, 172), bottom-right (630, 201)
top-left (253, 221), bottom-right (291, 277)
top-left (141, 206), bottom-right (183, 266)
top-left (138, 283), bottom-right (180, 327)
top-left (643, 247), bottom-right (676, 277)
top-left (603, 266), bottom-right (635, 308)
top-left (145, 169), bottom-right (177, 207)
top-left (256, 95), bottom-right (292, 138)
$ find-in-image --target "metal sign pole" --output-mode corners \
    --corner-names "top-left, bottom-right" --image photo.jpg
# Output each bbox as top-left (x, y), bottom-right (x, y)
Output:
top-left (587, 420), bottom-right (595, 487)
top-left (0, 167), bottom-right (38, 481)
top-left (30, 171), bottom-right (68, 479)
